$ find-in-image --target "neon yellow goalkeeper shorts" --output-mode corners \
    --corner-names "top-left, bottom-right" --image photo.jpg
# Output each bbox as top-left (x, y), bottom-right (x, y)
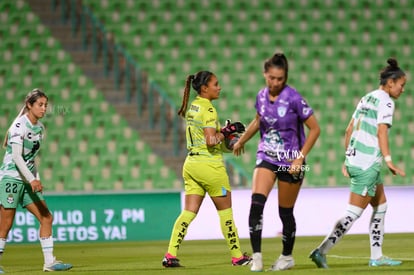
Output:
top-left (182, 156), bottom-right (231, 197)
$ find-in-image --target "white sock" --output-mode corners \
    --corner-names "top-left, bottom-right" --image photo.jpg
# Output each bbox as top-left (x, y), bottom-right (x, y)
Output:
top-left (0, 238), bottom-right (6, 261)
top-left (369, 203), bottom-right (387, 260)
top-left (319, 204), bottom-right (364, 254)
top-left (40, 236), bottom-right (55, 265)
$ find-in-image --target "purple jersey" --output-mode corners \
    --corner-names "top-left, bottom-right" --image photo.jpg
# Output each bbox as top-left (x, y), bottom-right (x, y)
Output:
top-left (255, 85), bottom-right (313, 166)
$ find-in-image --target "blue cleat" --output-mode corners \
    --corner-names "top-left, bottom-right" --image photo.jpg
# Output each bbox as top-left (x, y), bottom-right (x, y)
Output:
top-left (309, 248), bottom-right (328, 268)
top-left (43, 258), bottom-right (73, 272)
top-left (369, 256), bottom-right (402, 267)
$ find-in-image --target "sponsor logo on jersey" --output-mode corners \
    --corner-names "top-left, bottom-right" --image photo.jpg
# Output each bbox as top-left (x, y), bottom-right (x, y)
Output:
top-left (264, 116), bottom-right (277, 125)
top-left (303, 107), bottom-right (312, 116)
top-left (190, 104), bottom-right (199, 112)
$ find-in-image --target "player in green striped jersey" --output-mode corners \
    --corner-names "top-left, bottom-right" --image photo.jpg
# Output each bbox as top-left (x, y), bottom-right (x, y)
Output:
top-left (0, 89), bottom-right (72, 272)
top-left (310, 58), bottom-right (407, 268)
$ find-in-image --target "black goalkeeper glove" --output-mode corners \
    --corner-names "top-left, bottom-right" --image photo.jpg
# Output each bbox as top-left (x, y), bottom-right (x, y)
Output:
top-left (220, 119), bottom-right (245, 138)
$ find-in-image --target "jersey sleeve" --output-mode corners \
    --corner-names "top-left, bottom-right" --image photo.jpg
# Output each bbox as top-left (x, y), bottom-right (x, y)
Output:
top-left (292, 94), bottom-right (314, 122)
top-left (8, 120), bottom-right (25, 145)
top-left (202, 106), bottom-right (218, 129)
top-left (377, 98), bottom-right (394, 127)
top-left (352, 99), bottom-right (363, 120)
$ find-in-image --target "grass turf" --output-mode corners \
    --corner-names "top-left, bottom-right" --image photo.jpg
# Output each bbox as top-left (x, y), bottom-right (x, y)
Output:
top-left (1, 233), bottom-right (413, 274)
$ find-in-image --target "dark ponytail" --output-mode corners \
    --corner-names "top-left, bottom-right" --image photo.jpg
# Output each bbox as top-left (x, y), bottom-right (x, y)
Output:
top-left (177, 71), bottom-right (213, 118)
top-left (177, 75), bottom-right (194, 118)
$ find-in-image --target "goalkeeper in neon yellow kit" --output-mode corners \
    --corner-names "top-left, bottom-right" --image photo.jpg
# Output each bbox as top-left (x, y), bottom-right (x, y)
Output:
top-left (162, 71), bottom-right (250, 267)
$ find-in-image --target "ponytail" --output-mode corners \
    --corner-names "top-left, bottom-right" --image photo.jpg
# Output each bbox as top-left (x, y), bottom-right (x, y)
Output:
top-left (177, 71), bottom-right (213, 117)
top-left (177, 75), bottom-right (195, 118)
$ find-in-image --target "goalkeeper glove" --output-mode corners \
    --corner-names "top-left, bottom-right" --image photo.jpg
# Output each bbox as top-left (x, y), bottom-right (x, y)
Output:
top-left (220, 119), bottom-right (245, 138)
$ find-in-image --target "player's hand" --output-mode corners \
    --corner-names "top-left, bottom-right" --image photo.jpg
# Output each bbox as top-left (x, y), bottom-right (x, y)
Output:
top-left (220, 119), bottom-right (245, 137)
top-left (288, 158), bottom-right (303, 175)
top-left (386, 162), bottom-right (406, 176)
top-left (30, 179), bottom-right (43, 193)
top-left (232, 139), bottom-right (245, 156)
top-left (342, 164), bottom-right (349, 177)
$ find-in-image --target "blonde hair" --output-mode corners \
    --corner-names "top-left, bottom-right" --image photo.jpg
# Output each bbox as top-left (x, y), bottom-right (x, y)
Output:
top-left (3, 89), bottom-right (48, 148)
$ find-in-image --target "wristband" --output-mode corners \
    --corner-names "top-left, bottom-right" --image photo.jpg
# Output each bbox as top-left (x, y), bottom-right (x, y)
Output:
top-left (384, 155), bottom-right (392, 162)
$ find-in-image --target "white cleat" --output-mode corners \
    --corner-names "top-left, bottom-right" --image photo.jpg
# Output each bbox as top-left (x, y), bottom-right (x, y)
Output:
top-left (250, 252), bottom-right (263, 272)
top-left (268, 254), bottom-right (294, 271)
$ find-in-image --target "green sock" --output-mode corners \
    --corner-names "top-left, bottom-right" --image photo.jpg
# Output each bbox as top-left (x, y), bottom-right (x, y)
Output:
top-left (218, 208), bottom-right (242, 259)
top-left (167, 210), bottom-right (196, 257)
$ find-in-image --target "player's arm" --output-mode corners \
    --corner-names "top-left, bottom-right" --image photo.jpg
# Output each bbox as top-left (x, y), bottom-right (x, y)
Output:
top-left (233, 113), bottom-right (260, 156)
top-left (11, 143), bottom-right (43, 192)
top-left (299, 114), bottom-right (320, 158)
top-left (378, 123), bottom-right (405, 176)
top-left (344, 118), bottom-right (354, 150)
top-left (204, 127), bottom-right (224, 147)
top-left (289, 114), bottom-right (320, 175)
top-left (341, 118), bottom-right (355, 177)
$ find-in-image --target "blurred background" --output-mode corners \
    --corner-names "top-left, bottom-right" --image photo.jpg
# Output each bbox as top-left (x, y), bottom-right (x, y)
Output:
top-left (1, 0), bottom-right (413, 193)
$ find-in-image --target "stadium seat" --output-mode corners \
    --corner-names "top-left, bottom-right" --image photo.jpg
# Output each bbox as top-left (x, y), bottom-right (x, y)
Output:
top-left (3, 0), bottom-right (413, 188)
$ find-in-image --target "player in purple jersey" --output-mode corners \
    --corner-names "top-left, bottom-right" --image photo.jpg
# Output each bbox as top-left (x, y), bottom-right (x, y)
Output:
top-left (233, 53), bottom-right (320, 271)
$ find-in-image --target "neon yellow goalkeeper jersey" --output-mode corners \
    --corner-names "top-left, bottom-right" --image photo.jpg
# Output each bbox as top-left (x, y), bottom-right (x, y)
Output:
top-left (185, 96), bottom-right (223, 160)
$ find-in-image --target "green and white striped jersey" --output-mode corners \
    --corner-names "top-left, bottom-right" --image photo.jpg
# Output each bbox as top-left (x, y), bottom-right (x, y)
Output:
top-left (0, 114), bottom-right (44, 182)
top-left (345, 89), bottom-right (394, 170)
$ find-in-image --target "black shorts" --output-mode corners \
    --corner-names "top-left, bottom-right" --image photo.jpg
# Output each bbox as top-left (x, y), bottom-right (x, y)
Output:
top-left (255, 159), bottom-right (305, 184)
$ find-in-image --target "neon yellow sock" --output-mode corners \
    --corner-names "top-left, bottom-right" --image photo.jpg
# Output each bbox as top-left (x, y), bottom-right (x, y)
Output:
top-left (218, 208), bottom-right (242, 259)
top-left (167, 210), bottom-right (196, 257)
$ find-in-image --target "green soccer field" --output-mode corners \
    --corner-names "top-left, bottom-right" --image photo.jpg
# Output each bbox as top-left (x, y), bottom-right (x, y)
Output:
top-left (2, 234), bottom-right (413, 274)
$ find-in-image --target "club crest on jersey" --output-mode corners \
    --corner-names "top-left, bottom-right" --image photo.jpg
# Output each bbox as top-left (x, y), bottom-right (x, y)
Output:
top-left (277, 106), bottom-right (287, 117)
top-left (7, 194), bottom-right (14, 204)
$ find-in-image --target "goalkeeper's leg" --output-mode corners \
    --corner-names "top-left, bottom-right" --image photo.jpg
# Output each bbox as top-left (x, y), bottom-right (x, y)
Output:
top-left (211, 193), bottom-right (251, 266)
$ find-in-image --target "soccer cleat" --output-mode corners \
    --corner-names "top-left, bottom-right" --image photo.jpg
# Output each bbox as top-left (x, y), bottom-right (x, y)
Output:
top-left (250, 252), bottom-right (263, 272)
top-left (162, 255), bottom-right (182, 268)
top-left (43, 258), bottom-right (73, 272)
top-left (369, 256), bottom-right (402, 267)
top-left (232, 252), bottom-right (252, 266)
top-left (0, 266), bottom-right (4, 274)
top-left (309, 248), bottom-right (328, 268)
top-left (269, 254), bottom-right (295, 271)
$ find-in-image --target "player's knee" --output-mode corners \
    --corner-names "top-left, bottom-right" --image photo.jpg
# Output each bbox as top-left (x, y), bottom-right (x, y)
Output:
top-left (39, 212), bottom-right (53, 227)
